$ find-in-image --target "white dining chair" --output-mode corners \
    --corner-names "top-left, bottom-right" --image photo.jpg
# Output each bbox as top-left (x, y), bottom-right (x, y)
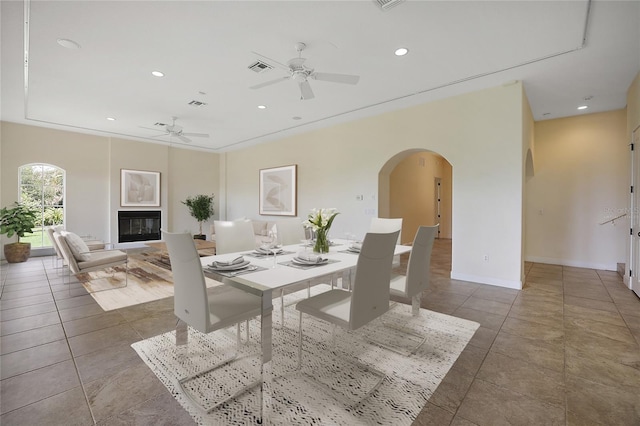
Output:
top-left (163, 230), bottom-right (263, 413)
top-left (369, 217), bottom-right (403, 267)
top-left (369, 225), bottom-right (438, 356)
top-left (295, 230), bottom-right (400, 406)
top-left (214, 219), bottom-right (257, 254)
top-left (275, 218), bottom-right (306, 245)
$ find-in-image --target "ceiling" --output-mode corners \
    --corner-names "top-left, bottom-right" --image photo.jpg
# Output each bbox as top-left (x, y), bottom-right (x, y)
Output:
top-left (1, 1), bottom-right (639, 152)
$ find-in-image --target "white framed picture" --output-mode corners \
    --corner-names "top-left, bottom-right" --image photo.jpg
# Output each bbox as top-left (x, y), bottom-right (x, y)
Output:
top-left (259, 165), bottom-right (297, 216)
top-left (120, 169), bottom-right (161, 207)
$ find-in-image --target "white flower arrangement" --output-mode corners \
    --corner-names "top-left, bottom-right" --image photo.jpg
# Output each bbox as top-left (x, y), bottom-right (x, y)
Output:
top-left (303, 208), bottom-right (340, 231)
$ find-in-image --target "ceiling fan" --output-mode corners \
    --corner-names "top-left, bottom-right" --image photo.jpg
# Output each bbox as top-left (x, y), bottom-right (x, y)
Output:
top-left (142, 117), bottom-right (209, 143)
top-left (250, 42), bottom-right (360, 100)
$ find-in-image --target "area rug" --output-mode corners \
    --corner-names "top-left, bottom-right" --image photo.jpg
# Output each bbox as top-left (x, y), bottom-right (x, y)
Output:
top-left (76, 252), bottom-right (222, 311)
top-left (132, 290), bottom-right (480, 425)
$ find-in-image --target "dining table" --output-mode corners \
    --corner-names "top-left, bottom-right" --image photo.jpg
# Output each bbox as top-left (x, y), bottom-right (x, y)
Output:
top-left (199, 238), bottom-right (412, 421)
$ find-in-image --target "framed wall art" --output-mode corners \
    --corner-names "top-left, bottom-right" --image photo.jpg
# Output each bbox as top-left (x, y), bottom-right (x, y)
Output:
top-left (120, 169), bottom-right (161, 207)
top-left (259, 165), bottom-right (297, 216)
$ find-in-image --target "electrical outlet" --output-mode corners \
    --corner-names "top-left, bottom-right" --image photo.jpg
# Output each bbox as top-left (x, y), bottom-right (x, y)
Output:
top-left (483, 254), bottom-right (489, 262)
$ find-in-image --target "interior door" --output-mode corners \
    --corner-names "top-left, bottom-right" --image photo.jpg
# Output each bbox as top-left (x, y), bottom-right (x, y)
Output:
top-left (434, 177), bottom-right (441, 239)
top-left (632, 126), bottom-right (640, 297)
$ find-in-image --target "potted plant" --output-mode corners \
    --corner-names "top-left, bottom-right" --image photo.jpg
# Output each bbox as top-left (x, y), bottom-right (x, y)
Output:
top-left (1, 202), bottom-right (38, 263)
top-left (182, 194), bottom-right (215, 240)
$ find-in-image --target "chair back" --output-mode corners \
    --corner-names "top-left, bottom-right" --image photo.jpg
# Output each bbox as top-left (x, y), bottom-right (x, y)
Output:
top-left (275, 218), bottom-right (306, 245)
top-left (369, 217), bottom-right (403, 244)
top-left (405, 225), bottom-right (438, 298)
top-left (54, 232), bottom-right (80, 273)
top-left (47, 225), bottom-right (64, 259)
top-left (163, 231), bottom-right (210, 333)
top-left (349, 230), bottom-right (400, 330)
top-left (214, 220), bottom-right (256, 254)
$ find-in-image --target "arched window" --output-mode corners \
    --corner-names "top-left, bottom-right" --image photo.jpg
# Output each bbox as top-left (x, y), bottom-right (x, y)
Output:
top-left (18, 164), bottom-right (65, 248)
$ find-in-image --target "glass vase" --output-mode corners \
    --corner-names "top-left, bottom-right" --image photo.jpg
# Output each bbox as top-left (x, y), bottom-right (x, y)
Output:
top-left (313, 228), bottom-right (330, 254)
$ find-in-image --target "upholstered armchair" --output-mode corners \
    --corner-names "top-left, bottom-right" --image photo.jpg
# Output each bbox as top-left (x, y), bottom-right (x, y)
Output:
top-left (53, 230), bottom-right (128, 292)
top-left (46, 225), bottom-right (106, 268)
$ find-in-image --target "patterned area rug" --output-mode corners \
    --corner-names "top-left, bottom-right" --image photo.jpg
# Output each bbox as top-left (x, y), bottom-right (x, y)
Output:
top-left (132, 289), bottom-right (479, 425)
top-left (77, 251), bottom-right (223, 311)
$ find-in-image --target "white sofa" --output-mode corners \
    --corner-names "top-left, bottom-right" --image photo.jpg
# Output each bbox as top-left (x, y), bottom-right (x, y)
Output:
top-left (210, 219), bottom-right (276, 246)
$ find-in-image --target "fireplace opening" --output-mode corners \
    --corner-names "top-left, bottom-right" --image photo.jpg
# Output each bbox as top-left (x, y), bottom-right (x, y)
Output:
top-left (118, 210), bottom-right (161, 243)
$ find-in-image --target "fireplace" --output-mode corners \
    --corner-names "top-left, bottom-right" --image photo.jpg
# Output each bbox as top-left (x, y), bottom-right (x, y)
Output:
top-left (118, 210), bottom-right (161, 243)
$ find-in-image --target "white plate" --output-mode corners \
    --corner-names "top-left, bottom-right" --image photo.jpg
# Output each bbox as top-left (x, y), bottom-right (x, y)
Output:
top-left (292, 257), bottom-right (328, 266)
top-left (207, 260), bottom-right (251, 271)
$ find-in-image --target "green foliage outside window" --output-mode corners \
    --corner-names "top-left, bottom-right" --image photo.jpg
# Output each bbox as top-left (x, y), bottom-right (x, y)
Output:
top-left (18, 164), bottom-right (65, 248)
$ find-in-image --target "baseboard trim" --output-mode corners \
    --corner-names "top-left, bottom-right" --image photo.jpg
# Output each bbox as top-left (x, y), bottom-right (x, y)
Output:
top-left (450, 272), bottom-right (522, 290)
top-left (525, 256), bottom-right (617, 271)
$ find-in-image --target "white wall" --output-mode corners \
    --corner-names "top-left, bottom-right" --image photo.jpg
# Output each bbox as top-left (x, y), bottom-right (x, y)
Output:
top-left (1, 123), bottom-right (111, 243)
top-left (525, 110), bottom-right (628, 270)
top-left (223, 83), bottom-right (526, 289)
top-left (0, 122), bottom-right (219, 254)
top-left (2, 83), bottom-right (523, 288)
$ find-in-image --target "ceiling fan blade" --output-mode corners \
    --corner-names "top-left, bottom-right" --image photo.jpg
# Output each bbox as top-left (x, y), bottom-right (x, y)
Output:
top-left (149, 132), bottom-right (170, 139)
top-left (311, 72), bottom-right (360, 85)
top-left (177, 135), bottom-right (192, 143)
top-left (139, 126), bottom-right (166, 132)
top-left (181, 132), bottom-right (209, 138)
top-left (250, 76), bottom-right (290, 90)
top-left (299, 80), bottom-right (315, 100)
top-left (250, 51), bottom-right (290, 71)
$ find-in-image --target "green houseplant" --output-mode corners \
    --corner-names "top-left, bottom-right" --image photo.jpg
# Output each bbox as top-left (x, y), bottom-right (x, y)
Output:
top-left (0, 202), bottom-right (38, 263)
top-left (182, 194), bottom-right (215, 240)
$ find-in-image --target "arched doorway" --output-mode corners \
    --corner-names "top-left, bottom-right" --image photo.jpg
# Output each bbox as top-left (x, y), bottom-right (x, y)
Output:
top-left (378, 149), bottom-right (452, 245)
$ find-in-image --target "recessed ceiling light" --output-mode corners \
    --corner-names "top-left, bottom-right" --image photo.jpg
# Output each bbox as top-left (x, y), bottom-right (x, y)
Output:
top-left (151, 71), bottom-right (164, 77)
top-left (577, 105), bottom-right (588, 110)
top-left (106, 117), bottom-right (116, 121)
top-left (394, 47), bottom-right (409, 56)
top-left (257, 105), bottom-right (267, 109)
top-left (57, 38), bottom-right (81, 49)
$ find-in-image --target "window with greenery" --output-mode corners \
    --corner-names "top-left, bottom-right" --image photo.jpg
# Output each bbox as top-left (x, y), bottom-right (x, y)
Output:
top-left (18, 164), bottom-right (65, 248)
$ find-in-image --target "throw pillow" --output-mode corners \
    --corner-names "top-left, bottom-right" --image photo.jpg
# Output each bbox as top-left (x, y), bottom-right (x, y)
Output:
top-left (61, 231), bottom-right (91, 262)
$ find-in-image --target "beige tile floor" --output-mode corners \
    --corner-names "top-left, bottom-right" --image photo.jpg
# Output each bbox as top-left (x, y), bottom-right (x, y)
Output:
top-left (1, 240), bottom-right (639, 425)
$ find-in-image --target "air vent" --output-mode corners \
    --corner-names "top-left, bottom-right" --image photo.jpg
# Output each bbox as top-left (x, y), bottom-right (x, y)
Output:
top-left (188, 100), bottom-right (207, 107)
top-left (248, 60), bottom-right (274, 73)
top-left (373, 0), bottom-right (405, 11)
top-left (154, 122), bottom-right (167, 127)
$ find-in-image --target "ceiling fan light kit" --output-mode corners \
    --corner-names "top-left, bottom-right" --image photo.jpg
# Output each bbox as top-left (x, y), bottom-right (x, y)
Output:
top-left (250, 42), bottom-right (360, 100)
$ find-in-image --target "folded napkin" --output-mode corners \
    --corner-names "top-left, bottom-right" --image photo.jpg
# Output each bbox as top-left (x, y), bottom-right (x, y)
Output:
top-left (210, 256), bottom-right (244, 268)
top-left (295, 252), bottom-right (325, 263)
top-left (350, 241), bottom-right (362, 250)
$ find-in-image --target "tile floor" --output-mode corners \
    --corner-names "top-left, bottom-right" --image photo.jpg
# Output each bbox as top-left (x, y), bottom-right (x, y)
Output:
top-left (1, 240), bottom-right (639, 425)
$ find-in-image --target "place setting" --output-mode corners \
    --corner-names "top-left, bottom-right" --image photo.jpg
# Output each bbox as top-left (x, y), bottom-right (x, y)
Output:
top-left (204, 255), bottom-right (266, 277)
top-left (246, 245), bottom-right (295, 259)
top-left (281, 251), bottom-right (340, 270)
top-left (338, 233), bottom-right (362, 255)
top-left (339, 241), bottom-right (362, 255)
